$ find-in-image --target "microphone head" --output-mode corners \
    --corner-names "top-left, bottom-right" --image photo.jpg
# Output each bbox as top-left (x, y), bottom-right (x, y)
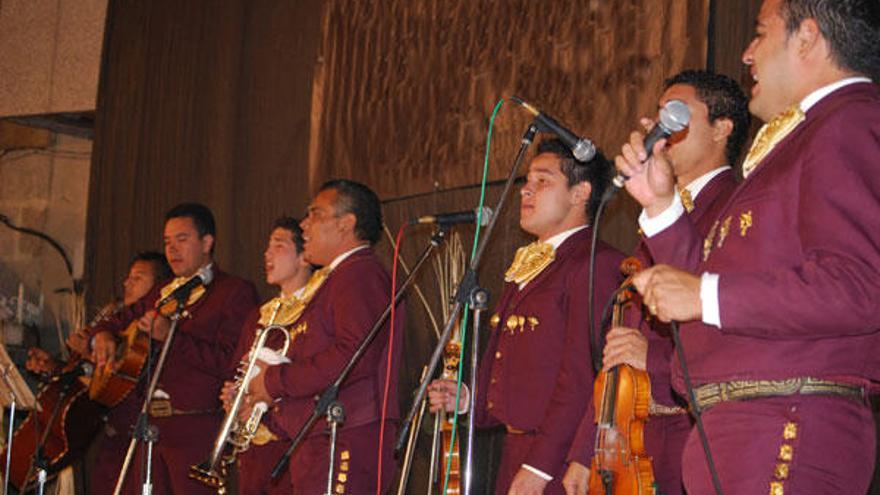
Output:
top-left (572, 140), bottom-right (597, 162)
top-left (197, 265), bottom-right (214, 286)
top-left (474, 206), bottom-right (493, 227)
top-left (658, 99), bottom-right (691, 133)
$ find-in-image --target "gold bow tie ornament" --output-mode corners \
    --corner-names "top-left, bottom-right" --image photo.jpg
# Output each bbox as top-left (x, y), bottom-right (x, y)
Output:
top-left (742, 104), bottom-right (806, 178)
top-left (159, 274), bottom-right (207, 309)
top-left (259, 267), bottom-right (330, 327)
top-left (504, 242), bottom-right (555, 286)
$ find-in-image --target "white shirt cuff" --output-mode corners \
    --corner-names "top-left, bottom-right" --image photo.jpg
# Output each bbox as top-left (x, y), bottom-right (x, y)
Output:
top-left (638, 195), bottom-right (685, 237)
top-left (522, 463), bottom-right (553, 481)
top-left (700, 272), bottom-right (721, 328)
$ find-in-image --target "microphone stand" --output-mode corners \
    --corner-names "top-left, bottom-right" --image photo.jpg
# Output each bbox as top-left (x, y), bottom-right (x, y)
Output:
top-left (112, 296), bottom-right (189, 495)
top-left (395, 123), bottom-right (539, 495)
top-left (270, 226), bottom-right (450, 482)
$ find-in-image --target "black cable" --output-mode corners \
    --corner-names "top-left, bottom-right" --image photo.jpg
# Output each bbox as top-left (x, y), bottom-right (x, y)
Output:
top-left (670, 320), bottom-right (724, 495)
top-left (0, 213), bottom-right (75, 284)
top-left (587, 195), bottom-right (612, 374)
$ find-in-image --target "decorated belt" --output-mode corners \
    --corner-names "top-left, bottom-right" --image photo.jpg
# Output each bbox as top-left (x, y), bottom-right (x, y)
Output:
top-left (693, 377), bottom-right (865, 411)
top-left (649, 399), bottom-right (686, 416)
top-left (148, 398), bottom-right (219, 418)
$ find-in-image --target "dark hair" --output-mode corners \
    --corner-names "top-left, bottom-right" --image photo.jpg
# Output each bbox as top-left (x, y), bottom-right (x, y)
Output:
top-left (319, 179), bottom-right (382, 245)
top-left (131, 251), bottom-right (172, 281)
top-left (272, 216), bottom-right (305, 253)
top-left (164, 202), bottom-right (216, 238)
top-left (535, 139), bottom-right (613, 223)
top-left (664, 70), bottom-right (751, 165)
top-left (780, 0), bottom-right (880, 82)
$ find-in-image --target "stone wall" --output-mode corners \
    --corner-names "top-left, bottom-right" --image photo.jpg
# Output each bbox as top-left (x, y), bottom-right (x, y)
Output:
top-left (0, 130), bottom-right (92, 356)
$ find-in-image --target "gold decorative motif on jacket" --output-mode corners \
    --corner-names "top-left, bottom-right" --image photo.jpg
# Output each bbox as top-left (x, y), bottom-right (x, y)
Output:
top-left (501, 314), bottom-right (539, 334)
top-left (505, 242), bottom-right (555, 286)
top-left (716, 216), bottom-right (733, 249)
top-left (770, 420), bottom-right (798, 494)
top-left (680, 188), bottom-right (695, 213)
top-left (742, 104), bottom-right (805, 178)
top-left (703, 220), bottom-right (719, 261)
top-left (489, 313), bottom-right (501, 330)
top-left (740, 211), bottom-right (753, 237)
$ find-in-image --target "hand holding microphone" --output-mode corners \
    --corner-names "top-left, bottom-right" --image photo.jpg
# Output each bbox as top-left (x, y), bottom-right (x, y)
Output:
top-left (614, 99), bottom-right (690, 216)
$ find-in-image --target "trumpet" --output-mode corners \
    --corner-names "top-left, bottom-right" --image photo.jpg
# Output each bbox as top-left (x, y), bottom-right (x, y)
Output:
top-left (189, 307), bottom-right (291, 492)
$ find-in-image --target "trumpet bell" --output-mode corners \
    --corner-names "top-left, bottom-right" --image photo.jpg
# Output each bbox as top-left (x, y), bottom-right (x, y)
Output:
top-left (188, 461), bottom-right (227, 492)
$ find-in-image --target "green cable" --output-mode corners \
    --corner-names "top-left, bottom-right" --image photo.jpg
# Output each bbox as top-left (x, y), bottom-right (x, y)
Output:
top-left (442, 98), bottom-right (503, 493)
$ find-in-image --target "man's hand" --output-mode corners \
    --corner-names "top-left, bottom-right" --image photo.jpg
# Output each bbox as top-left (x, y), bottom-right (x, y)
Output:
top-left (66, 328), bottom-right (90, 356)
top-left (91, 331), bottom-right (118, 368)
top-left (508, 467), bottom-right (549, 495)
top-left (633, 265), bottom-right (702, 323)
top-left (562, 461), bottom-right (590, 495)
top-left (219, 380), bottom-right (237, 413)
top-left (603, 326), bottom-right (648, 371)
top-left (240, 363), bottom-right (272, 423)
top-left (615, 120), bottom-right (677, 217)
top-left (138, 310), bottom-right (171, 341)
top-left (427, 379), bottom-right (468, 414)
top-left (26, 347), bottom-right (58, 374)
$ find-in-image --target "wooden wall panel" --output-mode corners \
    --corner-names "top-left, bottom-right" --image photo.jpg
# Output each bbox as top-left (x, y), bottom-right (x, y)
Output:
top-left (308, 0), bottom-right (709, 201)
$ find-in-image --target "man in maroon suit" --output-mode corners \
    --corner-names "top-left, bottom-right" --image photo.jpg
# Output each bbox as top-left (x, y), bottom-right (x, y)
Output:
top-left (89, 203), bottom-right (258, 494)
top-left (562, 70), bottom-right (749, 495)
top-left (429, 139), bottom-right (624, 494)
top-left (215, 216), bottom-right (313, 494)
top-left (617, 1), bottom-right (880, 493)
top-left (246, 179), bottom-right (404, 495)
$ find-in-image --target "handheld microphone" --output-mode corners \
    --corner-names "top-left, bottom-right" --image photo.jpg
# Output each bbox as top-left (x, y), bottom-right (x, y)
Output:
top-left (158, 265), bottom-right (214, 307)
top-left (410, 207), bottom-right (493, 227)
top-left (612, 99), bottom-right (691, 188)
top-left (510, 96), bottom-right (596, 162)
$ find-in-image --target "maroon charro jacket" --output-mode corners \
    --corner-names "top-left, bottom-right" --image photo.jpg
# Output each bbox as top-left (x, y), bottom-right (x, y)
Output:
top-left (645, 82), bottom-right (880, 394)
top-left (473, 227), bottom-right (624, 476)
top-left (90, 267), bottom-right (258, 411)
top-left (641, 168), bottom-right (737, 407)
top-left (262, 248), bottom-right (404, 438)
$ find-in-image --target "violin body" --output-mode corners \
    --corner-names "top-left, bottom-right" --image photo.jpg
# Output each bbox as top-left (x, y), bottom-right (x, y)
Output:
top-left (589, 365), bottom-right (654, 494)
top-left (438, 340), bottom-right (462, 494)
top-left (0, 357), bottom-right (106, 491)
top-left (588, 256), bottom-right (656, 495)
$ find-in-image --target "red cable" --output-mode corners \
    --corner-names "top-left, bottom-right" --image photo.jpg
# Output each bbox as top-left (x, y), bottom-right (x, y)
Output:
top-left (376, 223), bottom-right (405, 494)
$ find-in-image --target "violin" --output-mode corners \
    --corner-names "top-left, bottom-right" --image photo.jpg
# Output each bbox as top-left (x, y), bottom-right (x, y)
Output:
top-left (438, 338), bottom-right (462, 494)
top-left (588, 257), bottom-right (655, 495)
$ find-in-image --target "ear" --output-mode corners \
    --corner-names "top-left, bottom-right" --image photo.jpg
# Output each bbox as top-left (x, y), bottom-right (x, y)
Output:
top-left (200, 234), bottom-right (215, 255)
top-left (712, 117), bottom-right (734, 143)
top-left (338, 212), bottom-right (357, 235)
top-left (794, 18), bottom-right (822, 57)
top-left (571, 181), bottom-right (592, 207)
